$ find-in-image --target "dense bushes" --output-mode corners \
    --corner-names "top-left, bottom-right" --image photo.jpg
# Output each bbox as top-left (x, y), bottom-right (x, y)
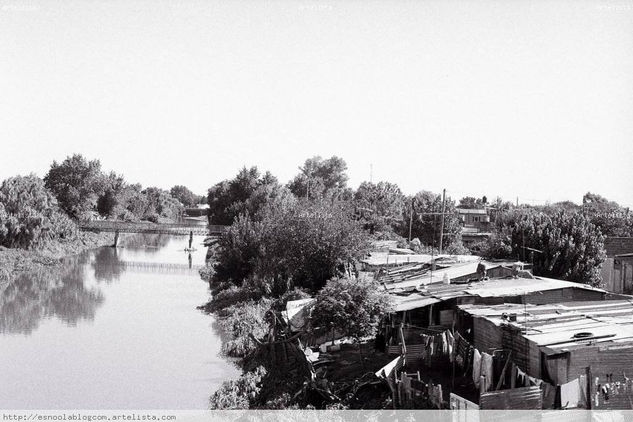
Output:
top-left (311, 278), bottom-right (392, 342)
top-left (209, 366), bottom-right (268, 409)
top-left (0, 175), bottom-right (78, 249)
top-left (214, 200), bottom-right (370, 295)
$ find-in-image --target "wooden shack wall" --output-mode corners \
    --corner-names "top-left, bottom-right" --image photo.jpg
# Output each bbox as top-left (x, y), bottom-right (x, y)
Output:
top-left (566, 345), bottom-right (633, 410)
top-left (501, 325), bottom-right (533, 374)
top-left (472, 317), bottom-right (503, 353)
top-left (567, 345), bottom-right (633, 382)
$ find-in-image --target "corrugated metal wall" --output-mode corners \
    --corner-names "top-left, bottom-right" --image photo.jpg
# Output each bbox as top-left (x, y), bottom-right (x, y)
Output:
top-left (479, 386), bottom-right (542, 409)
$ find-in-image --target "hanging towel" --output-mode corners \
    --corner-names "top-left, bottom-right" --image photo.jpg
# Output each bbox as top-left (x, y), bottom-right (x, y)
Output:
top-left (561, 378), bottom-right (581, 409)
top-left (481, 352), bottom-right (494, 392)
top-left (472, 349), bottom-right (482, 387)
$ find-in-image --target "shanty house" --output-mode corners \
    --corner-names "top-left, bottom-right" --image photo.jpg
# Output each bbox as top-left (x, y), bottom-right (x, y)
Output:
top-left (456, 300), bottom-right (633, 409)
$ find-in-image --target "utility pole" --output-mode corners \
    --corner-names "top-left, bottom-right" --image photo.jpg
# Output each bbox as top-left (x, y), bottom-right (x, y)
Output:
top-left (439, 189), bottom-right (446, 255)
top-left (408, 198), bottom-right (415, 241)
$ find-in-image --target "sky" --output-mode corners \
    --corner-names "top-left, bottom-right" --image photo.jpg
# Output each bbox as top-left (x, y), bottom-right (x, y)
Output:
top-left (1, 0), bottom-right (632, 207)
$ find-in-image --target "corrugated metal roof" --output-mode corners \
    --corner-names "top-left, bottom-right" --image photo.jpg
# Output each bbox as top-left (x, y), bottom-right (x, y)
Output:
top-left (458, 300), bottom-right (633, 350)
top-left (388, 276), bottom-right (608, 314)
top-left (392, 294), bottom-right (441, 312)
top-left (382, 259), bottom-right (519, 290)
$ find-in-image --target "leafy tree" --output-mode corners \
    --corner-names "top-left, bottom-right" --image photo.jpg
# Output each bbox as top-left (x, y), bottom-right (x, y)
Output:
top-left (310, 278), bottom-right (391, 364)
top-left (353, 181), bottom-right (404, 234)
top-left (44, 154), bottom-right (105, 220)
top-left (0, 174), bottom-right (77, 248)
top-left (214, 214), bottom-right (265, 284)
top-left (259, 201), bottom-right (370, 292)
top-left (140, 187), bottom-right (183, 222)
top-left (96, 172), bottom-right (126, 218)
top-left (581, 192), bottom-right (633, 237)
top-left (213, 200), bottom-right (370, 294)
top-left (400, 191), bottom-right (462, 250)
top-left (287, 156), bottom-right (350, 200)
top-left (481, 209), bottom-right (606, 286)
top-left (170, 185), bottom-right (199, 207)
top-left (207, 167), bottom-right (289, 225)
top-left (458, 196), bottom-right (487, 209)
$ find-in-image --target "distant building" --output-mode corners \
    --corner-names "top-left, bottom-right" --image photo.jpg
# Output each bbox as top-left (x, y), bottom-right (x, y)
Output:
top-left (601, 237), bottom-right (633, 294)
top-left (456, 208), bottom-right (492, 248)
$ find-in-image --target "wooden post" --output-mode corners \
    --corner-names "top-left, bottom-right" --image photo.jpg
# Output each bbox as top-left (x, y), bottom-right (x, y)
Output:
top-left (586, 366), bottom-right (592, 409)
top-left (113, 230), bottom-right (120, 248)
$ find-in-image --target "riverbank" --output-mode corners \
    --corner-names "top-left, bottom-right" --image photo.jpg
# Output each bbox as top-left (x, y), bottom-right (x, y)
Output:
top-left (0, 231), bottom-right (113, 280)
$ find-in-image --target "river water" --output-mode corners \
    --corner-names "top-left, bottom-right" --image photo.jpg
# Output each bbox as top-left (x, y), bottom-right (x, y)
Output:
top-left (0, 233), bottom-right (239, 409)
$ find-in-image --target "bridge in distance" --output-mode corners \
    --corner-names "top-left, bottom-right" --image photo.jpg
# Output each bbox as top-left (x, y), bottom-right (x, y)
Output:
top-left (79, 221), bottom-right (227, 236)
top-left (79, 221), bottom-right (227, 246)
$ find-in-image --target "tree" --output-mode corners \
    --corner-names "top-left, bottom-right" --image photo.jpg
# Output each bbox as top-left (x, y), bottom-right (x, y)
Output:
top-left (581, 192), bottom-right (633, 237)
top-left (481, 209), bottom-right (606, 286)
top-left (213, 200), bottom-right (370, 295)
top-left (214, 214), bottom-right (265, 284)
top-left (170, 185), bottom-right (199, 207)
top-left (458, 196), bottom-right (486, 209)
top-left (259, 201), bottom-right (371, 293)
top-left (287, 156), bottom-right (350, 200)
top-left (353, 181), bottom-right (404, 234)
top-left (44, 154), bottom-right (105, 220)
top-left (207, 167), bottom-right (289, 225)
top-left (400, 191), bottom-right (462, 251)
top-left (140, 187), bottom-right (183, 222)
top-left (96, 172), bottom-right (126, 218)
top-left (310, 278), bottom-right (391, 364)
top-left (0, 174), bottom-right (77, 248)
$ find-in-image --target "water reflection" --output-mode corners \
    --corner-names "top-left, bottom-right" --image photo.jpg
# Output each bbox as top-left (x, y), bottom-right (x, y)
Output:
top-left (0, 233), bottom-right (238, 409)
top-left (91, 247), bottom-right (124, 282)
top-left (118, 233), bottom-right (172, 251)
top-left (0, 255), bottom-right (104, 335)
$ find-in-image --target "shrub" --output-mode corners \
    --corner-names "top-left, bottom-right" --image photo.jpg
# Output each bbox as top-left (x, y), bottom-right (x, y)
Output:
top-left (0, 175), bottom-right (78, 249)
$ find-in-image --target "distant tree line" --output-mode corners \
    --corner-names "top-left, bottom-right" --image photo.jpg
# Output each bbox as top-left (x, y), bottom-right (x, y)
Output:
top-left (0, 153), bottom-right (203, 249)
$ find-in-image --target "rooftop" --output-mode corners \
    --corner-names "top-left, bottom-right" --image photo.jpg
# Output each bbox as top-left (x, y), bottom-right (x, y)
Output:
top-left (380, 258), bottom-right (525, 290)
top-left (458, 300), bottom-right (633, 352)
top-left (389, 275), bottom-right (608, 312)
top-left (456, 208), bottom-right (488, 215)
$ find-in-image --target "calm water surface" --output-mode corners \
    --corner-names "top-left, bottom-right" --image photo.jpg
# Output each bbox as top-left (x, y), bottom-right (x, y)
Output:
top-left (0, 233), bottom-right (239, 409)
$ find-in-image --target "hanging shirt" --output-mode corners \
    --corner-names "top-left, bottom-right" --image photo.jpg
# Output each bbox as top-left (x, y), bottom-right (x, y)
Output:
top-left (472, 349), bottom-right (482, 387)
top-left (561, 378), bottom-right (581, 409)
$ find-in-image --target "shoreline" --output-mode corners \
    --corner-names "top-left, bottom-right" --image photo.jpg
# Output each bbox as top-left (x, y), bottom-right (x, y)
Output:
top-left (0, 231), bottom-right (114, 281)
